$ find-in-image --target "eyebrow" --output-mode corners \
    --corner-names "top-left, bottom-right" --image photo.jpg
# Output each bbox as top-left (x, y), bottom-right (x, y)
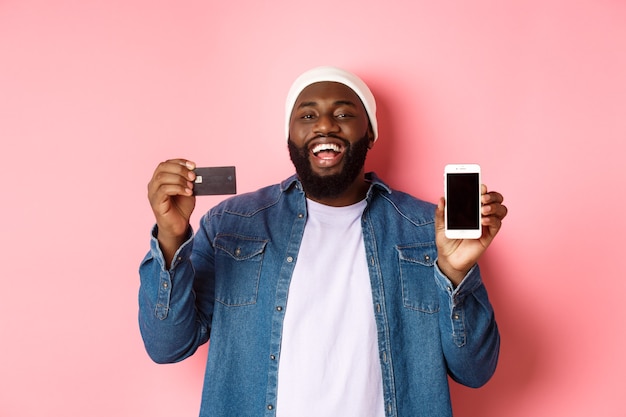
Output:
top-left (297, 100), bottom-right (357, 109)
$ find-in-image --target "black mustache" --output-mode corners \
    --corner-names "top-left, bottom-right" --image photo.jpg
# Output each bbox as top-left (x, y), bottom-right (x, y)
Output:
top-left (306, 134), bottom-right (349, 147)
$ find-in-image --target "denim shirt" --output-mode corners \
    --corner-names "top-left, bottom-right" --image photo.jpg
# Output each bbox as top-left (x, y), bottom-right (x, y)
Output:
top-left (139, 173), bottom-right (500, 417)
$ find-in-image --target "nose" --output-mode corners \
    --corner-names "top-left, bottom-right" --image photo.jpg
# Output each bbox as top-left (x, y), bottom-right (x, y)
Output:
top-left (313, 114), bottom-right (339, 135)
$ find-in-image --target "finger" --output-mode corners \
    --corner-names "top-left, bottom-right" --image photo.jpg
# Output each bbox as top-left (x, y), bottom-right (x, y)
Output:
top-left (149, 160), bottom-right (196, 193)
top-left (435, 197), bottom-right (445, 232)
top-left (482, 202), bottom-right (508, 221)
top-left (148, 170), bottom-right (193, 197)
top-left (155, 180), bottom-right (194, 199)
top-left (481, 201), bottom-right (508, 216)
top-left (153, 170), bottom-right (194, 188)
top-left (165, 158), bottom-right (196, 171)
top-left (148, 175), bottom-right (195, 212)
top-left (481, 191), bottom-right (504, 206)
top-left (481, 215), bottom-right (503, 236)
top-left (494, 203), bottom-right (508, 220)
top-left (150, 159), bottom-right (196, 184)
top-left (156, 159), bottom-right (196, 179)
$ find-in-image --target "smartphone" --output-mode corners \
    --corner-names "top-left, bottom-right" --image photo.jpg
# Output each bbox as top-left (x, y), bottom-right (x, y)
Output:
top-left (444, 164), bottom-right (481, 239)
top-left (193, 166), bottom-right (237, 196)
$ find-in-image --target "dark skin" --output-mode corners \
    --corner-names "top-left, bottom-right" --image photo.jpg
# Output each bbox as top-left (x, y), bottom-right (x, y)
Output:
top-left (288, 82), bottom-right (374, 207)
top-left (147, 81), bottom-right (508, 285)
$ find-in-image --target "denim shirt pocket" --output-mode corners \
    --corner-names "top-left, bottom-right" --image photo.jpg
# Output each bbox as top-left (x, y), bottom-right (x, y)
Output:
top-left (213, 234), bottom-right (268, 306)
top-left (396, 242), bottom-right (440, 313)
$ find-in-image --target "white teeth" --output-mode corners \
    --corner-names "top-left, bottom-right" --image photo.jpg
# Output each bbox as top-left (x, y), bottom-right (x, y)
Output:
top-left (312, 143), bottom-right (341, 155)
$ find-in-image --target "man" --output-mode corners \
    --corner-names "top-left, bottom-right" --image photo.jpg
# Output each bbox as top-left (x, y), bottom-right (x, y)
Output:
top-left (139, 66), bottom-right (508, 417)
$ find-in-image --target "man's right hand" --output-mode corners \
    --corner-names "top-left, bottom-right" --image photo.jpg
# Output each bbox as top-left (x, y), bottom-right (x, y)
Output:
top-left (147, 159), bottom-right (197, 267)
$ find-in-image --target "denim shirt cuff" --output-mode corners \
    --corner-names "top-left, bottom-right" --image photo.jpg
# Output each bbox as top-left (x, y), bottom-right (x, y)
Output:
top-left (149, 224), bottom-right (195, 271)
top-left (434, 260), bottom-right (482, 306)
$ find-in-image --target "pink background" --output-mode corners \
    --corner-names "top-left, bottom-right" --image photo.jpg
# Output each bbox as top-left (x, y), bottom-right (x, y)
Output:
top-left (1, 0), bottom-right (625, 416)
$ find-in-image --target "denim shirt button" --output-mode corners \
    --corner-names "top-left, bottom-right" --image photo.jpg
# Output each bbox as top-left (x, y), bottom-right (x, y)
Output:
top-left (270, 354), bottom-right (276, 360)
top-left (298, 213), bottom-right (304, 218)
top-left (276, 306), bottom-right (283, 312)
top-left (286, 256), bottom-right (294, 263)
top-left (267, 404), bottom-right (274, 410)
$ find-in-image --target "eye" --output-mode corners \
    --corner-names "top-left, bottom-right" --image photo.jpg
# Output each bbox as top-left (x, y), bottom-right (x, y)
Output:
top-left (334, 106), bottom-right (355, 119)
top-left (299, 112), bottom-right (316, 120)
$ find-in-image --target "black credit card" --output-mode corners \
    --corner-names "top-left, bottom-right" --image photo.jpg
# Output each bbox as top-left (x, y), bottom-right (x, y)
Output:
top-left (193, 166), bottom-right (237, 196)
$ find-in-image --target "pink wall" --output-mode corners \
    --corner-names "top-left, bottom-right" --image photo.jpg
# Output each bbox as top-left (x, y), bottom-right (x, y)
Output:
top-left (1, 0), bottom-right (625, 416)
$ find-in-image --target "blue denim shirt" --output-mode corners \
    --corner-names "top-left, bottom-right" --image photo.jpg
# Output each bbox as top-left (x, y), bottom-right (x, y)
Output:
top-left (139, 173), bottom-right (499, 417)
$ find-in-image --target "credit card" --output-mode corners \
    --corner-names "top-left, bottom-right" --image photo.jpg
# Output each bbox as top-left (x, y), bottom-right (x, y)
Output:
top-left (193, 166), bottom-right (237, 195)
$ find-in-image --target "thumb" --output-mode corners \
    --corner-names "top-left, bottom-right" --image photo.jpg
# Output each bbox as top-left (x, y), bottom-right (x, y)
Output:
top-left (435, 197), bottom-right (446, 234)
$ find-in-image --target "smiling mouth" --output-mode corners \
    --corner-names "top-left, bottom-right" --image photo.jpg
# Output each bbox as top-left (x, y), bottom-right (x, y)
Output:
top-left (311, 142), bottom-right (342, 157)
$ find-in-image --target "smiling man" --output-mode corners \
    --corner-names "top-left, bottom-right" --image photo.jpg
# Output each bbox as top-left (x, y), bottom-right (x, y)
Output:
top-left (139, 66), bottom-right (508, 417)
top-left (287, 80), bottom-right (373, 205)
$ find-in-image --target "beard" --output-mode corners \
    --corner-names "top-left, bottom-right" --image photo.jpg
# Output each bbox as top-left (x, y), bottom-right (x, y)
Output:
top-left (288, 133), bottom-right (371, 201)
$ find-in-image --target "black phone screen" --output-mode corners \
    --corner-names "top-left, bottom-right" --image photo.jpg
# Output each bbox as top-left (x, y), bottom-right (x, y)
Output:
top-left (446, 173), bottom-right (480, 230)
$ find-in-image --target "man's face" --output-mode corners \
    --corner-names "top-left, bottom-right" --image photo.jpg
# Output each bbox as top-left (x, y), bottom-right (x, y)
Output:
top-left (288, 81), bottom-right (374, 200)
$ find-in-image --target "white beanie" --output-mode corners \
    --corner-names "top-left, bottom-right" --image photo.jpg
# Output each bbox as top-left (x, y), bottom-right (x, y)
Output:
top-left (285, 66), bottom-right (378, 141)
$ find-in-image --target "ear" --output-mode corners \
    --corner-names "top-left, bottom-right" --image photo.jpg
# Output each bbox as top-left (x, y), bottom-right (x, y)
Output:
top-left (367, 124), bottom-right (375, 149)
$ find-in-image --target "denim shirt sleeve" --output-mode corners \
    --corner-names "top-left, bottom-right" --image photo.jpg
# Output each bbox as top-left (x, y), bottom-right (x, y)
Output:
top-left (434, 261), bottom-right (500, 388)
top-left (138, 225), bottom-right (211, 364)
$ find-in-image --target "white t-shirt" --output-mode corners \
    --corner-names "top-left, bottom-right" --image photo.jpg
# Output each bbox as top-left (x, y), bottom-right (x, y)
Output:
top-left (276, 198), bottom-right (385, 417)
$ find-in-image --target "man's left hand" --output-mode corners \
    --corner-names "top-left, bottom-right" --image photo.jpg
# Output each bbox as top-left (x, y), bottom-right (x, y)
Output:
top-left (435, 184), bottom-right (508, 286)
